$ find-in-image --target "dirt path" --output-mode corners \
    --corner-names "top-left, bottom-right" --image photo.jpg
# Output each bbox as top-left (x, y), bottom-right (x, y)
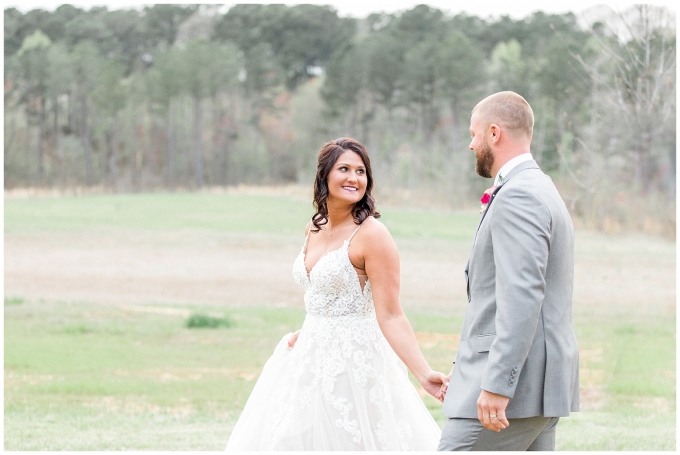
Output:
top-left (3, 230), bottom-right (469, 313)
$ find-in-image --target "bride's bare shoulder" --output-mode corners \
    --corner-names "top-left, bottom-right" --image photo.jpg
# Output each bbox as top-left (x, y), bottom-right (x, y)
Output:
top-left (358, 217), bottom-right (393, 243)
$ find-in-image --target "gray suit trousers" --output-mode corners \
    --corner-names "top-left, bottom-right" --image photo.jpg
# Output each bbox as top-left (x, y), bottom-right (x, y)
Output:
top-left (438, 416), bottom-right (560, 451)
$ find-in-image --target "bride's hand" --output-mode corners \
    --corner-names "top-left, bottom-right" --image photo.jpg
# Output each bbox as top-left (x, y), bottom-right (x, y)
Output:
top-left (287, 329), bottom-right (301, 348)
top-left (419, 370), bottom-right (449, 403)
top-left (437, 365), bottom-right (453, 401)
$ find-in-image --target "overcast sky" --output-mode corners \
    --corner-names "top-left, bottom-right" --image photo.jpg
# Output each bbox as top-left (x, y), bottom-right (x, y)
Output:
top-left (5, 0), bottom-right (677, 20)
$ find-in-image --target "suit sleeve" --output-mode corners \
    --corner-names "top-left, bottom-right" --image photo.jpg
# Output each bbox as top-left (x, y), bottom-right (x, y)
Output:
top-left (481, 186), bottom-right (551, 398)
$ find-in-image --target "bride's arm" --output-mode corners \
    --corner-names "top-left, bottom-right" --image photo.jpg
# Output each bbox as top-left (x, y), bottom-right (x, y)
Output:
top-left (360, 220), bottom-right (448, 401)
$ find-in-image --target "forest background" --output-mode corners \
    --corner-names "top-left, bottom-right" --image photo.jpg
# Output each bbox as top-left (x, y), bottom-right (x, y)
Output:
top-left (3, 3), bottom-right (676, 237)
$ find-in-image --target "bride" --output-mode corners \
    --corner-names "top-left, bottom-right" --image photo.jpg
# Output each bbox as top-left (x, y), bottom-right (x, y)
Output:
top-left (225, 137), bottom-right (447, 451)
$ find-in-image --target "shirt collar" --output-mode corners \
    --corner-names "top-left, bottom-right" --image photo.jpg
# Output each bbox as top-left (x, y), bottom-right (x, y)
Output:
top-left (494, 153), bottom-right (533, 186)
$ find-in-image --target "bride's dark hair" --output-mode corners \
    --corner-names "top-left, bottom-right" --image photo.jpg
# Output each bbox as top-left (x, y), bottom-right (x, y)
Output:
top-left (311, 137), bottom-right (380, 233)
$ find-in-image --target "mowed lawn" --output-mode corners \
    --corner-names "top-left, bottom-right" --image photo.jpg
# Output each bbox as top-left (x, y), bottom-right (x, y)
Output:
top-left (4, 191), bottom-right (676, 450)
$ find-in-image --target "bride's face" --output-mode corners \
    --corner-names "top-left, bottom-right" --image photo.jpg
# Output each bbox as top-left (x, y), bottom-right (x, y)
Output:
top-left (326, 150), bottom-right (367, 206)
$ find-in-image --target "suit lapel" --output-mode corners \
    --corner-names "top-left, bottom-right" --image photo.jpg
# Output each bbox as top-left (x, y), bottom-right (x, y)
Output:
top-left (476, 185), bottom-right (502, 232)
top-left (470, 160), bottom-right (540, 249)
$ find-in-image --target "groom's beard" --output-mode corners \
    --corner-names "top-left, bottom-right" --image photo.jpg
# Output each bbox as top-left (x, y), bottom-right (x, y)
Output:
top-left (475, 138), bottom-right (494, 178)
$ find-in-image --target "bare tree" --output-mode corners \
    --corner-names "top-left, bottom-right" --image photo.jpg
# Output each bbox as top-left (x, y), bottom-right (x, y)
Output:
top-left (574, 5), bottom-right (676, 194)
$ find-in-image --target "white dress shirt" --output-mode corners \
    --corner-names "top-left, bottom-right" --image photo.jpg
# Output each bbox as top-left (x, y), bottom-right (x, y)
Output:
top-left (494, 153), bottom-right (533, 186)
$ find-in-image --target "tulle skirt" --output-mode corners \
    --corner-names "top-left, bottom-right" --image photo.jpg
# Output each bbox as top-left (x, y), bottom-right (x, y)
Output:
top-left (225, 314), bottom-right (442, 451)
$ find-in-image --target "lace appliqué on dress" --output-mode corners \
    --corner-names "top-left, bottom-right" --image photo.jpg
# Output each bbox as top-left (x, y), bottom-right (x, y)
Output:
top-left (288, 232), bottom-right (416, 447)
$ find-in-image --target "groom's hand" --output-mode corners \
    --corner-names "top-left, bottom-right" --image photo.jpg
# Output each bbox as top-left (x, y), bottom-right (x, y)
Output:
top-left (477, 390), bottom-right (510, 432)
top-left (419, 370), bottom-right (449, 402)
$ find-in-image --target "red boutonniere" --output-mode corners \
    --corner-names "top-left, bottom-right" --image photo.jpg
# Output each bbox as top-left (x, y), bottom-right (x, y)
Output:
top-left (479, 185), bottom-right (498, 214)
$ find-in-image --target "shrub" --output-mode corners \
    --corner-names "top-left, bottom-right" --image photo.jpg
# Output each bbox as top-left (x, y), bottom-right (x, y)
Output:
top-left (185, 313), bottom-right (232, 329)
top-left (5, 296), bottom-right (24, 305)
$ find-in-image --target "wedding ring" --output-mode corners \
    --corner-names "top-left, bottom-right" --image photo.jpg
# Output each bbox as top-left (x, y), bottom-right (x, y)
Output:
top-left (490, 414), bottom-right (497, 418)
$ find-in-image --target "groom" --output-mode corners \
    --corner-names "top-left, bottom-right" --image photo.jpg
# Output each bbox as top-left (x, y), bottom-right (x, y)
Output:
top-left (439, 91), bottom-right (579, 451)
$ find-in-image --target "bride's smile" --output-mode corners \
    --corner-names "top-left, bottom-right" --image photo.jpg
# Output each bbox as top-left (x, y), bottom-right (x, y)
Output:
top-left (326, 150), bottom-right (367, 205)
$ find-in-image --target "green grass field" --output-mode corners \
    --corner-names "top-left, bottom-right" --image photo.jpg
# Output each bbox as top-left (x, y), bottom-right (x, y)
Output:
top-left (3, 191), bottom-right (480, 240)
top-left (4, 191), bottom-right (676, 450)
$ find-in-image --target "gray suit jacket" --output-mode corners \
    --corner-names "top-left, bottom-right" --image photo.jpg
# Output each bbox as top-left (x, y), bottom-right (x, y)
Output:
top-left (443, 160), bottom-right (579, 419)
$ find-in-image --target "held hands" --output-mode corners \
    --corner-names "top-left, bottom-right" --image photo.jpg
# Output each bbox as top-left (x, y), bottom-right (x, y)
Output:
top-left (477, 389), bottom-right (510, 432)
top-left (419, 370), bottom-right (449, 403)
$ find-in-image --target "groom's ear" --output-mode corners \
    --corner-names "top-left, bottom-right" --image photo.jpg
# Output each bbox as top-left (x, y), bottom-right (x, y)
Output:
top-left (489, 123), bottom-right (501, 144)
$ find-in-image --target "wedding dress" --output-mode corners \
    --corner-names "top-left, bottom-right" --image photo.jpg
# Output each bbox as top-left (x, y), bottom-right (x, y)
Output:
top-left (225, 223), bottom-right (442, 450)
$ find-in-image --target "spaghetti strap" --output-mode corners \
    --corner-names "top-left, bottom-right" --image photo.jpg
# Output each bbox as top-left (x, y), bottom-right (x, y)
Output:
top-left (302, 220), bottom-right (313, 253)
top-left (347, 222), bottom-right (364, 243)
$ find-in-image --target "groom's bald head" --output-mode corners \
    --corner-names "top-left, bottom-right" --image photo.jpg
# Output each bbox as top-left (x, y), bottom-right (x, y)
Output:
top-left (472, 91), bottom-right (534, 141)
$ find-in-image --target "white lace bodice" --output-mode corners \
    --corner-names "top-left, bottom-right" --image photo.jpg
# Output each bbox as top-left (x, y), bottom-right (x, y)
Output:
top-left (292, 224), bottom-right (374, 318)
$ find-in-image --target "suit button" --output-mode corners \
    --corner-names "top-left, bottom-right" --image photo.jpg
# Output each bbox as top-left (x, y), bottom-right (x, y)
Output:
top-left (511, 371), bottom-right (516, 376)
top-left (512, 367), bottom-right (518, 371)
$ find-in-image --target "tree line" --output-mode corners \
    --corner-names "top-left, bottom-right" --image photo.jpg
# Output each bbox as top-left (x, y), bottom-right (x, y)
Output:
top-left (3, 4), bottom-right (676, 235)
